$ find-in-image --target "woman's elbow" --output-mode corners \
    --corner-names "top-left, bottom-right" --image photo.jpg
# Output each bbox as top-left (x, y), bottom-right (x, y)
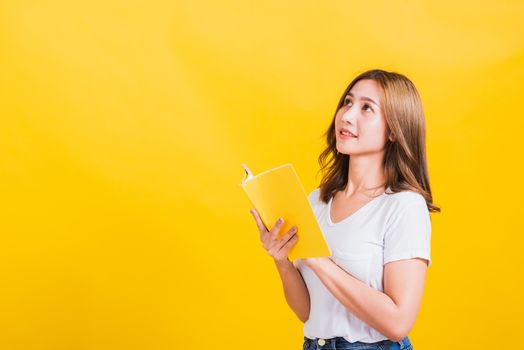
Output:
top-left (388, 322), bottom-right (413, 342)
top-left (388, 332), bottom-right (406, 343)
top-left (296, 310), bottom-right (309, 323)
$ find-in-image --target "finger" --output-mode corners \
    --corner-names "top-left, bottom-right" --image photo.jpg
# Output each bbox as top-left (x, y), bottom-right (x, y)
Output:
top-left (281, 226), bottom-right (297, 241)
top-left (282, 226), bottom-right (298, 244)
top-left (271, 231), bottom-right (298, 258)
top-left (275, 234), bottom-right (299, 260)
top-left (269, 225), bottom-right (296, 252)
top-left (264, 217), bottom-right (283, 250)
top-left (250, 208), bottom-right (268, 235)
top-left (269, 225), bottom-right (296, 251)
top-left (269, 217), bottom-right (285, 240)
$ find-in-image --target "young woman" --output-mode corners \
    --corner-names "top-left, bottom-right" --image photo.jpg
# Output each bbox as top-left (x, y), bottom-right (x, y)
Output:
top-left (250, 69), bottom-right (440, 350)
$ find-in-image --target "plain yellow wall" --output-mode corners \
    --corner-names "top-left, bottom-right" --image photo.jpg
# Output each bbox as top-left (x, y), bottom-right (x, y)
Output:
top-left (1, 1), bottom-right (523, 349)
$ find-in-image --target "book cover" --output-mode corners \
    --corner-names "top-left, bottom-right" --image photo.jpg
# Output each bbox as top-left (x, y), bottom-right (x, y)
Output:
top-left (239, 163), bottom-right (331, 261)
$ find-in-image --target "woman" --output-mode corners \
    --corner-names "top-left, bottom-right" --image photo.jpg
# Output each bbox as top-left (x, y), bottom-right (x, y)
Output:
top-left (250, 69), bottom-right (440, 350)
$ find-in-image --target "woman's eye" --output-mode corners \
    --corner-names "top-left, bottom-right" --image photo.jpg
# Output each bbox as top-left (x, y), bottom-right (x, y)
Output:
top-left (363, 104), bottom-right (373, 112)
top-left (344, 97), bottom-right (352, 105)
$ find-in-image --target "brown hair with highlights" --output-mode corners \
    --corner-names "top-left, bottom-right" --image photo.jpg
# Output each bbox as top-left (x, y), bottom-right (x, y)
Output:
top-left (316, 69), bottom-right (441, 213)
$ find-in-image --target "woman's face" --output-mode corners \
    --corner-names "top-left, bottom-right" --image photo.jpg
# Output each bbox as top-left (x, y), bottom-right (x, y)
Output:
top-left (335, 79), bottom-right (390, 156)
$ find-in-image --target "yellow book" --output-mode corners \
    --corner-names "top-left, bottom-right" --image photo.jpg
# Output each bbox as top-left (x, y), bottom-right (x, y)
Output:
top-left (239, 163), bottom-right (331, 261)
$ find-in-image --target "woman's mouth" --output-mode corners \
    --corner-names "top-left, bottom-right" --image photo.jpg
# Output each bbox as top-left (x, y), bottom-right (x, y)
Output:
top-left (339, 129), bottom-right (357, 139)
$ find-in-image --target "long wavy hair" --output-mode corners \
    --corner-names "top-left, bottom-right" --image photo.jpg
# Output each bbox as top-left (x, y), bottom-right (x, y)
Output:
top-left (316, 69), bottom-right (441, 213)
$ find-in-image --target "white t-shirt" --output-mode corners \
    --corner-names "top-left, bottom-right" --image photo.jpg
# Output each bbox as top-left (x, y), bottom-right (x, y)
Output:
top-left (294, 186), bottom-right (432, 342)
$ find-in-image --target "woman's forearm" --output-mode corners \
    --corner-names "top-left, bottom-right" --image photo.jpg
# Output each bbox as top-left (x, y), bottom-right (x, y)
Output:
top-left (274, 259), bottom-right (310, 323)
top-left (305, 258), bottom-right (406, 341)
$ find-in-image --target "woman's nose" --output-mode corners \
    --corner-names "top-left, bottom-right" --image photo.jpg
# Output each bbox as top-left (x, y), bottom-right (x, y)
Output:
top-left (342, 107), bottom-right (358, 124)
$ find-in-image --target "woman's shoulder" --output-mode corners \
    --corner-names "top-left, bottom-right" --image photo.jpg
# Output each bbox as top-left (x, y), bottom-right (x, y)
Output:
top-left (307, 187), bottom-right (322, 205)
top-left (306, 187), bottom-right (323, 218)
top-left (384, 189), bottom-right (427, 212)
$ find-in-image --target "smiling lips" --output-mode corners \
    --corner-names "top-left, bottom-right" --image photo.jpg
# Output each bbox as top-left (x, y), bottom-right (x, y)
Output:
top-left (339, 127), bottom-right (357, 138)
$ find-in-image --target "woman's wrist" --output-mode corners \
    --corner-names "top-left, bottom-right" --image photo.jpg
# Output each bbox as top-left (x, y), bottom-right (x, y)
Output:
top-left (273, 257), bottom-right (293, 271)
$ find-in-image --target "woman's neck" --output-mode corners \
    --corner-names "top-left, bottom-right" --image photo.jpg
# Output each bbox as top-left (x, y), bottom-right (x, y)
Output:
top-left (344, 153), bottom-right (386, 197)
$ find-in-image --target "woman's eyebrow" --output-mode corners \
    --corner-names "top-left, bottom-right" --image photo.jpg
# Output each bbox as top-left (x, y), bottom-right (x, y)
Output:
top-left (347, 92), bottom-right (380, 108)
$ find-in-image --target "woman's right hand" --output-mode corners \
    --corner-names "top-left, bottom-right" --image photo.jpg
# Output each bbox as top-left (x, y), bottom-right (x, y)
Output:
top-left (249, 208), bottom-right (299, 263)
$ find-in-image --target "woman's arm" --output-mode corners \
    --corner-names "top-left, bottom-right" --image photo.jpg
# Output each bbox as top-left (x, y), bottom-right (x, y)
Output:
top-left (303, 257), bottom-right (427, 341)
top-left (274, 259), bottom-right (310, 323)
top-left (248, 208), bottom-right (310, 323)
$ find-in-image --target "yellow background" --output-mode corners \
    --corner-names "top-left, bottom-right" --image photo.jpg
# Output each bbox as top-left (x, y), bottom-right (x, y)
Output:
top-left (1, 1), bottom-right (523, 349)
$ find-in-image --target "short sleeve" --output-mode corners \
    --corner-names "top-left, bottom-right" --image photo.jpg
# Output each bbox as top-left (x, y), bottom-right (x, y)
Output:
top-left (307, 188), bottom-right (321, 216)
top-left (307, 188), bottom-right (320, 205)
top-left (383, 196), bottom-right (432, 267)
top-left (293, 258), bottom-right (302, 269)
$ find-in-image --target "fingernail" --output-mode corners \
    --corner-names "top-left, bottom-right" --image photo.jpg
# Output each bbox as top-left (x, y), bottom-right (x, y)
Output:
top-left (278, 218), bottom-right (283, 224)
top-left (249, 209), bottom-right (254, 215)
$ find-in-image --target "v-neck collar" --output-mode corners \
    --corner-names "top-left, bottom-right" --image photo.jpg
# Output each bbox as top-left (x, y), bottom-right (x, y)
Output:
top-left (326, 189), bottom-right (389, 227)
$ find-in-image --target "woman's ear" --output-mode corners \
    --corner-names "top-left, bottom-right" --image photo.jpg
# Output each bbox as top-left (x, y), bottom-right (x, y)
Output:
top-left (388, 132), bottom-right (395, 142)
